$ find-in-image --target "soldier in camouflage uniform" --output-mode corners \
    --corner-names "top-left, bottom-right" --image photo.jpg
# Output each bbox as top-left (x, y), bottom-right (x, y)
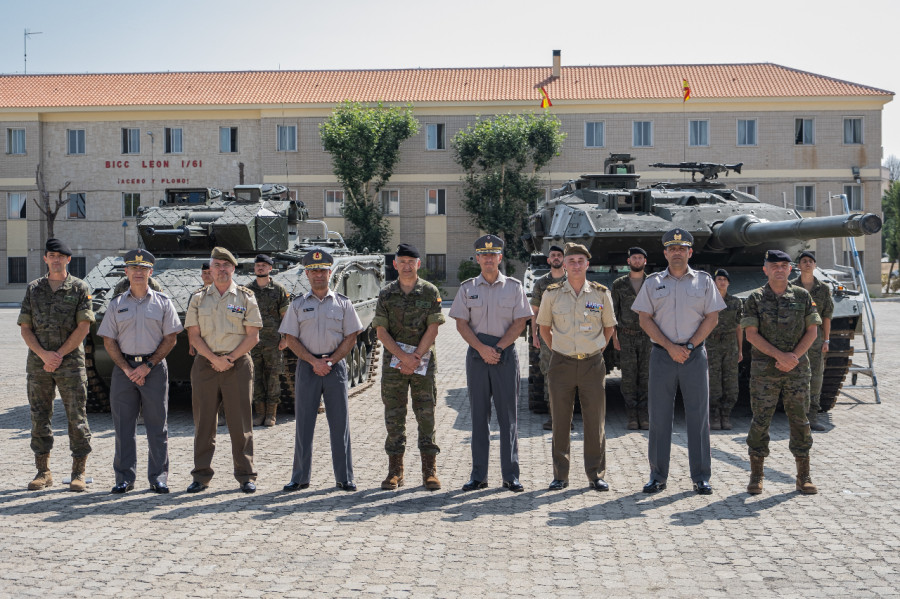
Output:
top-left (529, 245), bottom-right (566, 431)
top-left (706, 269), bottom-right (743, 431)
top-left (791, 251), bottom-right (833, 431)
top-left (247, 254), bottom-right (290, 427)
top-left (742, 250), bottom-right (821, 495)
top-left (373, 244), bottom-right (445, 490)
top-left (611, 246), bottom-right (651, 430)
top-left (18, 238), bottom-right (95, 492)
top-left (112, 275), bottom-right (162, 296)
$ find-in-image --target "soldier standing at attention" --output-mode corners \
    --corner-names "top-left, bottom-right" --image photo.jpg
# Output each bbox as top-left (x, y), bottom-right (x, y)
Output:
top-left (184, 247), bottom-right (262, 494)
top-left (19, 238), bottom-right (94, 492)
top-left (706, 269), bottom-right (743, 431)
top-left (97, 250), bottom-right (182, 494)
top-left (792, 251), bottom-right (833, 431)
top-left (449, 235), bottom-right (532, 493)
top-left (537, 243), bottom-right (617, 491)
top-left (632, 228), bottom-right (724, 495)
top-left (743, 250), bottom-right (821, 495)
top-left (190, 262), bottom-right (227, 428)
top-left (611, 246), bottom-right (651, 430)
top-left (529, 245), bottom-right (566, 432)
top-left (374, 243), bottom-right (445, 491)
top-left (280, 250), bottom-right (362, 492)
top-left (247, 254), bottom-right (290, 427)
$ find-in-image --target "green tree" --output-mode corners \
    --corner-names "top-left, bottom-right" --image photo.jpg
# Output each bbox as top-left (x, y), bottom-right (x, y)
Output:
top-left (882, 181), bottom-right (900, 292)
top-left (320, 102), bottom-right (419, 253)
top-left (452, 112), bottom-right (566, 262)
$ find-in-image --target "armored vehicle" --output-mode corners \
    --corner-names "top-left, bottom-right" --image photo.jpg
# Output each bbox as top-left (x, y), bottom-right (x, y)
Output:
top-left (523, 154), bottom-right (881, 413)
top-left (82, 184), bottom-right (385, 412)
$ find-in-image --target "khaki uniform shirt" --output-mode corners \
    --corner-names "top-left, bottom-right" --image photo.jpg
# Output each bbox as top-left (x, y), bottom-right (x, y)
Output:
top-left (184, 281), bottom-right (263, 354)
top-left (536, 280), bottom-right (617, 356)
top-left (448, 272), bottom-right (532, 337)
top-left (529, 272), bottom-right (567, 308)
top-left (97, 289), bottom-right (184, 355)
top-left (631, 266), bottom-right (725, 344)
top-left (279, 290), bottom-right (363, 356)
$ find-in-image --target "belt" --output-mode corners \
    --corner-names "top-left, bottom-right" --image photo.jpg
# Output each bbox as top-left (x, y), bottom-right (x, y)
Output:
top-left (314, 353), bottom-right (334, 359)
top-left (123, 354), bottom-right (153, 362)
top-left (617, 325), bottom-right (645, 336)
top-left (652, 341), bottom-right (704, 350)
top-left (556, 350), bottom-right (602, 360)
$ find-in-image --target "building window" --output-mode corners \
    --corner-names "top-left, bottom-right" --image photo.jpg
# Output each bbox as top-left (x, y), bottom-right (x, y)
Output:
top-left (67, 193), bottom-right (86, 219)
top-left (164, 127), bottom-right (183, 154)
top-left (585, 122), bottom-right (604, 148)
top-left (689, 120), bottom-right (709, 147)
top-left (6, 128), bottom-right (25, 155)
top-left (123, 192), bottom-right (141, 217)
top-left (425, 254), bottom-right (447, 281)
top-left (69, 257), bottom-right (87, 279)
top-left (737, 119), bottom-right (757, 146)
top-left (381, 190), bottom-right (399, 215)
top-left (8, 193), bottom-right (26, 219)
top-left (220, 127), bottom-right (238, 153)
top-left (795, 185), bottom-right (815, 212)
top-left (844, 185), bottom-right (862, 211)
top-left (7, 257), bottom-right (27, 284)
top-left (426, 124), bottom-right (445, 150)
top-left (737, 185), bottom-right (758, 197)
top-left (121, 128), bottom-right (140, 154)
top-left (632, 121), bottom-right (652, 147)
top-left (844, 118), bottom-right (863, 144)
top-left (325, 190), bottom-right (344, 217)
top-left (427, 189), bottom-right (446, 215)
top-left (794, 118), bottom-right (814, 145)
top-left (277, 125), bottom-right (297, 151)
top-left (67, 129), bottom-right (85, 155)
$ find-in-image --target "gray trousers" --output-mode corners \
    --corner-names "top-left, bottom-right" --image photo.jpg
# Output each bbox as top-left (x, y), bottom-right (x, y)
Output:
top-left (648, 345), bottom-right (711, 483)
top-left (110, 360), bottom-right (169, 486)
top-left (290, 359), bottom-right (353, 485)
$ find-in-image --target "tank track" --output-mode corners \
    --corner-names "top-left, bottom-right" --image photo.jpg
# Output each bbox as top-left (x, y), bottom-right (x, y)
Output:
top-left (818, 316), bottom-right (855, 412)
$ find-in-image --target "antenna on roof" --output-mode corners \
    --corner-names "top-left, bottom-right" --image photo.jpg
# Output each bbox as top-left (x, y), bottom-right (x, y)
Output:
top-left (24, 28), bottom-right (43, 75)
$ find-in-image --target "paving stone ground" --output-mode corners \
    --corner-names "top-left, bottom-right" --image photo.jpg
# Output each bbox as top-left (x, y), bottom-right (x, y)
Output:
top-left (0, 304), bottom-right (898, 598)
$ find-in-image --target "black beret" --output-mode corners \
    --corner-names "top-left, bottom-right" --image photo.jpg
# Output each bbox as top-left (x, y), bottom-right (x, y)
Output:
top-left (713, 268), bottom-right (730, 281)
top-left (201, 262), bottom-right (210, 271)
top-left (662, 228), bottom-right (694, 247)
top-left (396, 243), bottom-right (420, 259)
top-left (302, 249), bottom-right (334, 270)
top-left (797, 250), bottom-right (816, 263)
top-left (628, 247), bottom-right (648, 258)
top-left (765, 249), bottom-right (792, 263)
top-left (255, 254), bottom-right (274, 265)
top-left (45, 238), bottom-right (72, 256)
top-left (124, 249), bottom-right (155, 268)
top-left (548, 245), bottom-right (565, 255)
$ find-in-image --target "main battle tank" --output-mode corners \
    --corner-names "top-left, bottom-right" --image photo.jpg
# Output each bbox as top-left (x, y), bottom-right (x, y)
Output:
top-left (82, 183), bottom-right (385, 412)
top-left (523, 154), bottom-right (882, 413)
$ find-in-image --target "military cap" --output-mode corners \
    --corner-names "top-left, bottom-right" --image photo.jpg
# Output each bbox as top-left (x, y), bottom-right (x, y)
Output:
top-left (124, 249), bottom-right (155, 268)
top-left (474, 234), bottom-right (504, 254)
top-left (211, 246), bottom-right (238, 267)
top-left (396, 243), bottom-right (420, 259)
top-left (255, 253), bottom-right (274, 265)
top-left (201, 262), bottom-right (210, 271)
top-left (662, 228), bottom-right (693, 247)
top-left (45, 238), bottom-right (72, 256)
top-left (713, 268), bottom-right (730, 281)
top-left (628, 246), bottom-right (648, 258)
top-left (564, 242), bottom-right (592, 260)
top-left (797, 250), bottom-right (816, 263)
top-left (548, 245), bottom-right (565, 255)
top-left (302, 249), bottom-right (334, 270)
top-left (765, 249), bottom-right (792, 263)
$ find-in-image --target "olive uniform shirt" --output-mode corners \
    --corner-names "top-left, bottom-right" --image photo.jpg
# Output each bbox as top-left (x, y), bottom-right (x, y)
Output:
top-left (709, 293), bottom-right (743, 341)
top-left (536, 280), bottom-right (617, 356)
top-left (611, 273), bottom-right (646, 333)
top-left (184, 281), bottom-right (263, 353)
top-left (247, 278), bottom-right (290, 345)
top-left (790, 276), bottom-right (834, 342)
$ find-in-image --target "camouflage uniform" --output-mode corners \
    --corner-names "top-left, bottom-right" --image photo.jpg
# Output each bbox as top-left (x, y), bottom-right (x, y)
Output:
top-left (742, 284), bottom-right (821, 458)
top-left (372, 278), bottom-right (445, 456)
top-left (18, 274), bottom-right (95, 457)
top-left (706, 293), bottom-right (743, 414)
top-left (611, 273), bottom-right (650, 412)
top-left (791, 276), bottom-right (834, 413)
top-left (247, 278), bottom-right (290, 408)
top-left (530, 271), bottom-right (567, 403)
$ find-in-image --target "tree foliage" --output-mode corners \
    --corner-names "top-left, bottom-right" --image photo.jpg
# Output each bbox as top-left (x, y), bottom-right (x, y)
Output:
top-left (452, 113), bottom-right (566, 262)
top-left (320, 102), bottom-right (419, 253)
top-left (882, 181), bottom-right (900, 291)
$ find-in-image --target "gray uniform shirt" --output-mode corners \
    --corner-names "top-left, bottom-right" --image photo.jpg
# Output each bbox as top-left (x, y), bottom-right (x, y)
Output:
top-left (448, 273), bottom-right (532, 337)
top-left (279, 289), bottom-right (363, 355)
top-left (97, 289), bottom-right (184, 355)
top-left (631, 266), bottom-right (725, 344)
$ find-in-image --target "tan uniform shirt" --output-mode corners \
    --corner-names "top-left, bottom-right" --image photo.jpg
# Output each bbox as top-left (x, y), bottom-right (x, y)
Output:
top-left (536, 280), bottom-right (617, 356)
top-left (448, 272), bottom-right (532, 337)
top-left (631, 266), bottom-right (725, 344)
top-left (184, 281), bottom-right (263, 354)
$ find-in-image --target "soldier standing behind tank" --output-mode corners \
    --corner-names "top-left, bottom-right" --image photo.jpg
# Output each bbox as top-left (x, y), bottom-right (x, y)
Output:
top-left (611, 246), bottom-right (651, 430)
top-left (247, 254), bottom-right (290, 427)
top-left (529, 245), bottom-right (566, 432)
top-left (706, 268), bottom-right (743, 431)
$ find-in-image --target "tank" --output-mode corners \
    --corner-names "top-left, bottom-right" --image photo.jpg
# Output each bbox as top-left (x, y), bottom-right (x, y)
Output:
top-left (523, 154), bottom-right (882, 413)
top-left (82, 184), bottom-right (385, 412)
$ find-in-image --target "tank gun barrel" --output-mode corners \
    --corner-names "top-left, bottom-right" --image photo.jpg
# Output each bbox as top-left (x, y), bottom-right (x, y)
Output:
top-left (710, 213), bottom-right (882, 249)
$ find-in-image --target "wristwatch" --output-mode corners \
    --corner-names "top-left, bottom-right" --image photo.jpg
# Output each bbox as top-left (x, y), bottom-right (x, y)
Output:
top-left (145, 360), bottom-right (155, 369)
top-left (686, 343), bottom-right (695, 351)
top-left (494, 345), bottom-right (503, 354)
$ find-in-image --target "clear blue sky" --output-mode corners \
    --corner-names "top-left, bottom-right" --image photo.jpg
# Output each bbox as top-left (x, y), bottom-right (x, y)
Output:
top-left (3, 0), bottom-right (899, 159)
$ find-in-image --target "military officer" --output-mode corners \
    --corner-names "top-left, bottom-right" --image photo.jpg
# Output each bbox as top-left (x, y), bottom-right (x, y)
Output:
top-left (373, 243), bottom-right (445, 491)
top-left (200, 261), bottom-right (213, 287)
top-left (19, 238), bottom-right (94, 492)
top-left (632, 228), bottom-right (725, 495)
top-left (743, 250), bottom-right (821, 495)
top-left (706, 269), bottom-right (743, 431)
top-left (611, 246), bottom-right (652, 430)
top-left (280, 249), bottom-right (363, 492)
top-left (536, 243), bottom-right (617, 491)
top-left (247, 253), bottom-right (290, 427)
top-left (97, 250), bottom-right (183, 494)
top-left (792, 250), bottom-right (833, 431)
top-left (184, 247), bottom-right (262, 493)
top-left (190, 261), bottom-right (227, 428)
top-left (529, 245), bottom-right (567, 431)
top-left (449, 235), bottom-right (532, 493)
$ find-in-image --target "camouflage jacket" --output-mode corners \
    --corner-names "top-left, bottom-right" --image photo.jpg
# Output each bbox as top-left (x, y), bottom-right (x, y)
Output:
top-left (372, 278), bottom-right (445, 362)
top-left (611, 273), bottom-right (646, 332)
top-left (741, 283), bottom-right (822, 374)
top-left (530, 272), bottom-right (566, 308)
top-left (790, 276), bottom-right (834, 321)
top-left (247, 278), bottom-right (290, 344)
top-left (709, 293), bottom-right (743, 340)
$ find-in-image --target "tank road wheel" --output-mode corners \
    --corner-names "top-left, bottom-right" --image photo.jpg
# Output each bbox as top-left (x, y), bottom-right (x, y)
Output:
top-left (83, 339), bottom-right (111, 413)
top-left (819, 318), bottom-right (856, 412)
top-left (527, 328), bottom-right (549, 414)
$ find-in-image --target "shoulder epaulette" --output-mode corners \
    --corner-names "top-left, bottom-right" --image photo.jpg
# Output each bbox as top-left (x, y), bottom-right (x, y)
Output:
top-left (460, 277), bottom-right (476, 286)
top-left (589, 281), bottom-right (608, 291)
top-left (546, 282), bottom-right (564, 291)
top-left (335, 292), bottom-right (349, 300)
top-left (236, 285), bottom-right (254, 297)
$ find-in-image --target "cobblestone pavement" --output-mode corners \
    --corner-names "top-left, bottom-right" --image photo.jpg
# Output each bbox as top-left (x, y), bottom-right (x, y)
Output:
top-left (1, 304), bottom-right (898, 598)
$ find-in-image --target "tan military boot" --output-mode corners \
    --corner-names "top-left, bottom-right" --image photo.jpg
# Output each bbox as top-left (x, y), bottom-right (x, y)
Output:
top-left (710, 407), bottom-right (722, 430)
top-left (28, 453), bottom-right (53, 490)
top-left (252, 401), bottom-right (265, 427)
top-left (795, 457), bottom-right (818, 494)
top-left (807, 410), bottom-right (826, 432)
top-left (381, 454), bottom-right (404, 490)
top-left (720, 409), bottom-right (732, 430)
top-left (747, 455), bottom-right (764, 495)
top-left (69, 456), bottom-right (88, 492)
top-left (263, 403), bottom-right (277, 427)
top-left (638, 407), bottom-right (650, 430)
top-left (626, 409), bottom-right (639, 430)
top-left (422, 454), bottom-right (441, 491)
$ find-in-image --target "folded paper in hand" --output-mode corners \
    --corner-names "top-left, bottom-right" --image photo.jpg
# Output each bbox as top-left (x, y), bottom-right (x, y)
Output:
top-left (390, 342), bottom-right (430, 376)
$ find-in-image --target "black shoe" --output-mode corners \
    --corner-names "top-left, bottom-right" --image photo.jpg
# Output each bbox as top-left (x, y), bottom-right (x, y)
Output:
top-left (240, 481), bottom-right (257, 493)
top-left (283, 481), bottom-right (309, 492)
top-left (590, 478), bottom-right (609, 492)
top-left (336, 481), bottom-right (357, 492)
top-left (462, 479), bottom-right (487, 491)
top-left (186, 481), bottom-right (208, 493)
top-left (548, 479), bottom-right (569, 490)
top-left (642, 479), bottom-right (666, 494)
top-left (149, 482), bottom-right (170, 494)
top-left (110, 482), bottom-right (134, 494)
top-left (502, 478), bottom-right (524, 493)
top-left (693, 480), bottom-right (713, 495)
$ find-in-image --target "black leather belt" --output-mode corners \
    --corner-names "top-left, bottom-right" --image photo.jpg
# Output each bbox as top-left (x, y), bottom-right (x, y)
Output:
top-left (123, 354), bottom-right (153, 362)
top-left (652, 342), bottom-right (704, 350)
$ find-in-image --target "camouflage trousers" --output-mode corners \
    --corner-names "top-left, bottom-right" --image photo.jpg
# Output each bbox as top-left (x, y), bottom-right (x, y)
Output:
top-left (381, 360), bottom-right (439, 456)
top-left (746, 364), bottom-right (813, 458)
top-left (808, 337), bottom-right (825, 413)
top-left (706, 335), bottom-right (739, 412)
top-left (252, 344), bottom-right (285, 406)
top-left (618, 330), bottom-right (650, 410)
top-left (27, 367), bottom-right (92, 457)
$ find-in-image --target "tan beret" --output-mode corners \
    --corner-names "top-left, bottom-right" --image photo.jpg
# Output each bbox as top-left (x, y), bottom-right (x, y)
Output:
top-left (564, 242), bottom-right (592, 260)
top-left (211, 246), bottom-right (238, 267)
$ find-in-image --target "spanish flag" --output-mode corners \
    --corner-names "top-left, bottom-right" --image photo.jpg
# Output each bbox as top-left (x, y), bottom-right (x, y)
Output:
top-left (540, 87), bottom-right (552, 108)
top-left (682, 79), bottom-right (691, 102)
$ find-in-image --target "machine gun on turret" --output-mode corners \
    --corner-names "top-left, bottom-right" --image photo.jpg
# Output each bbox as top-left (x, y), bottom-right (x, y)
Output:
top-left (649, 161), bottom-right (743, 182)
